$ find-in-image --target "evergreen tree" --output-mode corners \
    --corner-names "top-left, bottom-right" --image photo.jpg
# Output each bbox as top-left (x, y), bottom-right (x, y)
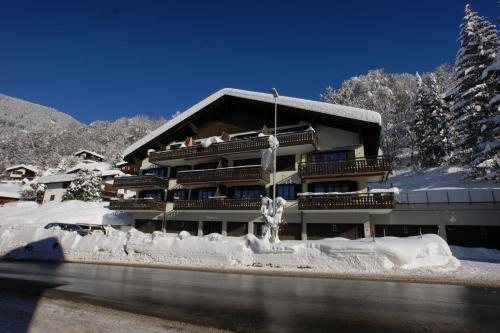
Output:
top-left (448, 5), bottom-right (499, 171)
top-left (413, 73), bottom-right (429, 166)
top-left (62, 170), bottom-right (102, 202)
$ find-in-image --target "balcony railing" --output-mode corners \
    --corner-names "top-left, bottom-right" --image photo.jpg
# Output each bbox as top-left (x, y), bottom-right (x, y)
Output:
top-left (149, 130), bottom-right (317, 163)
top-left (174, 198), bottom-right (261, 210)
top-left (298, 193), bottom-right (394, 210)
top-left (113, 175), bottom-right (168, 189)
top-left (177, 165), bottom-right (270, 185)
top-left (298, 157), bottom-right (392, 178)
top-left (109, 199), bottom-right (167, 211)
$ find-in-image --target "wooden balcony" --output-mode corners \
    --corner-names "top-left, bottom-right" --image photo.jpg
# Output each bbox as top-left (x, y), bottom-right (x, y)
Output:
top-left (149, 130), bottom-right (317, 163)
top-left (298, 157), bottom-right (392, 180)
top-left (109, 199), bottom-right (167, 211)
top-left (298, 193), bottom-right (394, 210)
top-left (174, 198), bottom-right (261, 210)
top-left (177, 165), bottom-right (270, 185)
top-left (113, 175), bottom-right (168, 190)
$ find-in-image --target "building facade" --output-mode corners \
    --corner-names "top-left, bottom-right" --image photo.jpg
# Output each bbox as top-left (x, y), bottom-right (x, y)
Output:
top-left (4, 165), bottom-right (38, 180)
top-left (109, 88), bottom-right (393, 239)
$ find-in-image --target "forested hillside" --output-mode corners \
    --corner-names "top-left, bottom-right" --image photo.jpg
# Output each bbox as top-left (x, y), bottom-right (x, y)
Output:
top-left (0, 94), bottom-right (164, 173)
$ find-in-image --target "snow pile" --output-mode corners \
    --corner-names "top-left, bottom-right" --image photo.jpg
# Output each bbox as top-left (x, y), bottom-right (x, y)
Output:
top-left (0, 200), bottom-right (133, 227)
top-left (0, 182), bottom-right (22, 199)
top-left (450, 246), bottom-right (500, 263)
top-left (0, 215), bottom-right (460, 273)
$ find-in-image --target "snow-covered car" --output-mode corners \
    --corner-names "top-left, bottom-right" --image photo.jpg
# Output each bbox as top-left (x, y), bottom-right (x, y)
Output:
top-left (44, 223), bottom-right (87, 236)
top-left (76, 224), bottom-right (106, 235)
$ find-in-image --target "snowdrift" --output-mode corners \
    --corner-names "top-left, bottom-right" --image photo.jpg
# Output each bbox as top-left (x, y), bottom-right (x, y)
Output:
top-left (0, 200), bottom-right (133, 227)
top-left (0, 222), bottom-right (460, 273)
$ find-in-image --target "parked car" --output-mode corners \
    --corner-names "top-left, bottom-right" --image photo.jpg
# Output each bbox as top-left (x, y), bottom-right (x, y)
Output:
top-left (76, 224), bottom-right (106, 235)
top-left (44, 223), bottom-right (87, 236)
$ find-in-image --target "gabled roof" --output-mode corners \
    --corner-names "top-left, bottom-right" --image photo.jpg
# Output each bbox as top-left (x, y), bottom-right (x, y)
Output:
top-left (115, 161), bottom-right (130, 167)
top-left (123, 88), bottom-right (382, 158)
top-left (5, 164), bottom-right (39, 173)
top-left (38, 174), bottom-right (76, 184)
top-left (74, 150), bottom-right (105, 159)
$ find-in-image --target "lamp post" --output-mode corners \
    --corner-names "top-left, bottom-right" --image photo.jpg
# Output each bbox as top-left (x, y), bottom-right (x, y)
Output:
top-left (271, 88), bottom-right (279, 212)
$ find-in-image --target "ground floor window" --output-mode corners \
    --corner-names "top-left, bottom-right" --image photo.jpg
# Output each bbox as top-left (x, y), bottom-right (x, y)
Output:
top-left (203, 221), bottom-right (222, 235)
top-left (230, 186), bottom-right (263, 199)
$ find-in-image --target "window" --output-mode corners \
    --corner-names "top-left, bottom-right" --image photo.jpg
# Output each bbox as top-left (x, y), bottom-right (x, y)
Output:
top-left (233, 158), bottom-right (261, 167)
top-left (194, 162), bottom-right (218, 170)
top-left (49, 195), bottom-right (55, 201)
top-left (231, 186), bottom-right (263, 199)
top-left (170, 165), bottom-right (190, 178)
top-left (139, 190), bottom-right (164, 201)
top-left (172, 189), bottom-right (188, 200)
top-left (276, 184), bottom-right (299, 200)
top-left (276, 155), bottom-right (295, 171)
top-left (197, 188), bottom-right (216, 199)
top-left (140, 167), bottom-right (166, 177)
top-left (312, 151), bottom-right (349, 163)
top-left (309, 181), bottom-right (357, 193)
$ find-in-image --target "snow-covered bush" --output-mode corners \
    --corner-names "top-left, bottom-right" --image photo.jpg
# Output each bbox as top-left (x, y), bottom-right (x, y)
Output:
top-left (62, 170), bottom-right (102, 202)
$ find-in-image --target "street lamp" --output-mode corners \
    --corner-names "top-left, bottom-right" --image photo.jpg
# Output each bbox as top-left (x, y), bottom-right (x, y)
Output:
top-left (271, 88), bottom-right (279, 211)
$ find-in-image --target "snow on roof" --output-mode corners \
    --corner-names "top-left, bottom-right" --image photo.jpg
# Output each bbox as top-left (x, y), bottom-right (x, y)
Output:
top-left (123, 88), bottom-right (381, 157)
top-left (66, 162), bottom-right (112, 174)
top-left (115, 161), bottom-right (129, 167)
top-left (38, 174), bottom-right (76, 184)
top-left (100, 169), bottom-right (124, 177)
top-left (5, 164), bottom-right (39, 173)
top-left (74, 149), bottom-right (105, 159)
top-left (0, 182), bottom-right (22, 198)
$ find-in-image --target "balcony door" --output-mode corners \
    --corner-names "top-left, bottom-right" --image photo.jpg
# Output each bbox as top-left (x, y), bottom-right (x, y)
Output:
top-left (308, 181), bottom-right (357, 193)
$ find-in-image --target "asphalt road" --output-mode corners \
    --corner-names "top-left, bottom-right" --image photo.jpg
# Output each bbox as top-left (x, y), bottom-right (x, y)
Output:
top-left (0, 261), bottom-right (499, 333)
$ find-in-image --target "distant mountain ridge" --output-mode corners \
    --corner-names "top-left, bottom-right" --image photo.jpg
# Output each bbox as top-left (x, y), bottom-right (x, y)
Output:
top-left (0, 93), bottom-right (165, 173)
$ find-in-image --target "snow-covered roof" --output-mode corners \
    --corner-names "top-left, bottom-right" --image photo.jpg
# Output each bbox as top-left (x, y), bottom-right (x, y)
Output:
top-left (5, 164), bottom-right (39, 173)
top-left (123, 88), bottom-right (381, 157)
top-left (0, 182), bottom-right (22, 199)
top-left (100, 169), bottom-right (124, 177)
top-left (38, 174), bottom-right (76, 184)
top-left (66, 162), bottom-right (112, 174)
top-left (115, 161), bottom-right (129, 167)
top-left (74, 150), bottom-right (105, 159)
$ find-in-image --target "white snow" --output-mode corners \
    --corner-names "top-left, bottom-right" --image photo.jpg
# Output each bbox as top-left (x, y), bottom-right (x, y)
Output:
top-left (0, 200), bottom-right (132, 227)
top-left (123, 88), bottom-right (381, 158)
top-left (38, 174), bottom-right (76, 184)
top-left (5, 164), bottom-right (39, 173)
top-left (0, 182), bottom-right (22, 199)
top-left (372, 166), bottom-right (500, 192)
top-left (200, 135), bottom-right (224, 148)
top-left (73, 149), bottom-right (105, 160)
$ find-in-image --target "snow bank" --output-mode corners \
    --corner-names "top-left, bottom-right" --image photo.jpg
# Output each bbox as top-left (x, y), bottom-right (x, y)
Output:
top-left (0, 217), bottom-right (460, 273)
top-left (0, 200), bottom-right (133, 227)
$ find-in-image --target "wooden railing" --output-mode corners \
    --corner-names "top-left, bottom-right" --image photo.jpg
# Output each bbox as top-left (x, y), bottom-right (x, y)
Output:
top-left (109, 199), bottom-right (167, 211)
top-left (177, 166), bottom-right (270, 185)
top-left (298, 157), bottom-right (392, 178)
top-left (298, 193), bottom-right (394, 210)
top-left (149, 131), bottom-right (317, 162)
top-left (174, 198), bottom-right (261, 210)
top-left (113, 176), bottom-right (168, 189)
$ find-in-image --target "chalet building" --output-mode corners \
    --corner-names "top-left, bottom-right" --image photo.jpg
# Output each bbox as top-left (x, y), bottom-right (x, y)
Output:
top-left (74, 150), bottom-right (104, 163)
top-left (4, 165), bottom-right (38, 180)
top-left (109, 88), bottom-right (394, 239)
top-left (116, 161), bottom-right (139, 175)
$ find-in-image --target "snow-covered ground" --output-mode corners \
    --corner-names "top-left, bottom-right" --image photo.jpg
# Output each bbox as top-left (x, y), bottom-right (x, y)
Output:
top-left (372, 166), bottom-right (499, 191)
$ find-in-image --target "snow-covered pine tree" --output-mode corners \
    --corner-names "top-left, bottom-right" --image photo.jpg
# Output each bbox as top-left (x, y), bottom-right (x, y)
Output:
top-left (471, 38), bottom-right (500, 179)
top-left (62, 170), bottom-right (102, 202)
top-left (447, 5), bottom-right (499, 173)
top-left (426, 74), bottom-right (452, 165)
top-left (413, 73), bottom-right (430, 166)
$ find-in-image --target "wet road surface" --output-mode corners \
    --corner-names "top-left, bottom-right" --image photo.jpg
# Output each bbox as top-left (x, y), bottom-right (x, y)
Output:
top-left (0, 261), bottom-right (499, 333)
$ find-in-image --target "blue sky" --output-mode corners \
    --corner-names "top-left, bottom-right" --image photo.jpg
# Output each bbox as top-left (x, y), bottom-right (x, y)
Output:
top-left (0, 0), bottom-right (497, 123)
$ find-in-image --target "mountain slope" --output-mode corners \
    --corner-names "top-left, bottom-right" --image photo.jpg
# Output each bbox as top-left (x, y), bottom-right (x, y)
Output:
top-left (0, 94), bottom-right (165, 173)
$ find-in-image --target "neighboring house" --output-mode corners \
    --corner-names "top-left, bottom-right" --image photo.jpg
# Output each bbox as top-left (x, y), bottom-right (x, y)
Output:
top-left (4, 165), bottom-right (38, 180)
top-left (38, 174), bottom-right (76, 204)
top-left (39, 168), bottom-right (127, 203)
top-left (0, 181), bottom-right (21, 205)
top-left (109, 88), bottom-right (393, 239)
top-left (74, 150), bottom-right (104, 163)
top-left (116, 161), bottom-right (139, 175)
